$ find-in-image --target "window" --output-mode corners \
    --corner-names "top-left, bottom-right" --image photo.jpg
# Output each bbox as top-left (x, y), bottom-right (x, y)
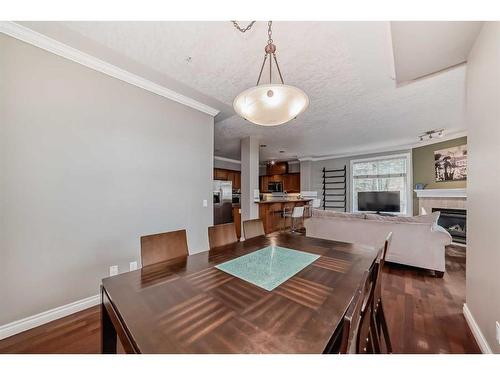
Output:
top-left (351, 153), bottom-right (411, 215)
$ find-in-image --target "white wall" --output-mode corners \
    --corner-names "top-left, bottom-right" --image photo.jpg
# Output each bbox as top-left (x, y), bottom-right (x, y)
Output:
top-left (0, 34), bottom-right (214, 325)
top-left (213, 158), bottom-right (241, 171)
top-left (465, 22), bottom-right (500, 353)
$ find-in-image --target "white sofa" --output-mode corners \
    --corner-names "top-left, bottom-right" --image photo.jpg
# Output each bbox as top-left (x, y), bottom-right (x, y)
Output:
top-left (304, 209), bottom-right (452, 276)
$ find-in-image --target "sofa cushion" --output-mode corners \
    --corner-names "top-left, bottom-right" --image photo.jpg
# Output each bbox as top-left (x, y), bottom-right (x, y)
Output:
top-left (364, 211), bottom-right (440, 224)
top-left (312, 209), bottom-right (365, 220)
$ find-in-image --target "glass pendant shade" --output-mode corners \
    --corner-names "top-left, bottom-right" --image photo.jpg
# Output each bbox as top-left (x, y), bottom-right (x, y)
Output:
top-left (233, 84), bottom-right (309, 126)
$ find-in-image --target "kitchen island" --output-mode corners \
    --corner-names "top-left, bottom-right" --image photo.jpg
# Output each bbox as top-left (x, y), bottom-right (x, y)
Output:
top-left (257, 199), bottom-right (312, 234)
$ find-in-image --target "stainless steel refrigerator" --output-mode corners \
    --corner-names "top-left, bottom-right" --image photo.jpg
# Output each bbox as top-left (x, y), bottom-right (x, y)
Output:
top-left (213, 180), bottom-right (233, 225)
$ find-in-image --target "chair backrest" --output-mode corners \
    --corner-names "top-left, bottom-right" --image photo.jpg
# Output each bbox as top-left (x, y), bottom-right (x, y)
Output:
top-left (373, 232), bottom-right (393, 306)
top-left (140, 229), bottom-right (188, 267)
top-left (339, 263), bottom-right (378, 354)
top-left (242, 219), bottom-right (265, 240)
top-left (380, 232), bottom-right (392, 269)
top-left (208, 223), bottom-right (238, 249)
top-left (355, 264), bottom-right (378, 354)
top-left (339, 270), bottom-right (369, 353)
top-left (292, 206), bottom-right (305, 218)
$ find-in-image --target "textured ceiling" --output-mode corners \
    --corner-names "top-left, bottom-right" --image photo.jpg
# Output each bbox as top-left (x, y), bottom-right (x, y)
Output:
top-left (43, 21), bottom-right (467, 160)
top-left (391, 21), bottom-right (482, 83)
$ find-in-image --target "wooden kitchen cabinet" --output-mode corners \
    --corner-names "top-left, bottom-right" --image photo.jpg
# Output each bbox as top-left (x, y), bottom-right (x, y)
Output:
top-left (260, 176), bottom-right (268, 192)
top-left (214, 168), bottom-right (241, 189)
top-left (214, 168), bottom-right (228, 180)
top-left (226, 170), bottom-right (235, 185)
top-left (266, 162), bottom-right (288, 176)
top-left (283, 173), bottom-right (300, 193)
top-left (233, 172), bottom-right (241, 189)
top-left (260, 173), bottom-right (300, 193)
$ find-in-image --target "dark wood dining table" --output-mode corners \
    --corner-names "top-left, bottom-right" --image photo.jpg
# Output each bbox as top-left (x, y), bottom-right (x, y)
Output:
top-left (101, 232), bottom-right (378, 354)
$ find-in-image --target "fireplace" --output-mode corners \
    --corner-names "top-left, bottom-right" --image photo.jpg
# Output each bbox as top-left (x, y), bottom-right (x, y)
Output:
top-left (432, 208), bottom-right (466, 244)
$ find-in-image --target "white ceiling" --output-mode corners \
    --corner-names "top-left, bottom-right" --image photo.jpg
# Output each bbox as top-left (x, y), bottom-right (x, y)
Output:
top-left (391, 21), bottom-right (483, 83)
top-left (20, 21), bottom-right (471, 161)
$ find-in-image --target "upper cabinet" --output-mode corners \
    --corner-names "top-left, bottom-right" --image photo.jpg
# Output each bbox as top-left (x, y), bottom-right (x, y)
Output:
top-left (283, 173), bottom-right (300, 193)
top-left (214, 168), bottom-right (241, 189)
top-left (266, 162), bottom-right (288, 176)
top-left (233, 171), bottom-right (241, 189)
top-left (259, 172), bottom-right (300, 193)
top-left (214, 168), bottom-right (228, 180)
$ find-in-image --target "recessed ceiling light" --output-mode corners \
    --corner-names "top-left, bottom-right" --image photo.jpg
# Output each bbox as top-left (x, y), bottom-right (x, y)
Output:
top-left (279, 150), bottom-right (285, 153)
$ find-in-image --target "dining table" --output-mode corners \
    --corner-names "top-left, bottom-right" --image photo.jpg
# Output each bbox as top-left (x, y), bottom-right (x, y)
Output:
top-left (101, 232), bottom-right (379, 354)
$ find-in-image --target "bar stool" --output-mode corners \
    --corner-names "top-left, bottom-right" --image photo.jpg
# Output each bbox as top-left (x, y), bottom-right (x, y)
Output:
top-left (305, 198), bottom-right (321, 217)
top-left (283, 206), bottom-right (305, 232)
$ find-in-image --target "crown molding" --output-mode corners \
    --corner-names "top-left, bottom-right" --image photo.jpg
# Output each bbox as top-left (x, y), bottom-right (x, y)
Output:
top-left (214, 156), bottom-right (241, 164)
top-left (298, 130), bottom-right (467, 162)
top-left (0, 21), bottom-right (219, 117)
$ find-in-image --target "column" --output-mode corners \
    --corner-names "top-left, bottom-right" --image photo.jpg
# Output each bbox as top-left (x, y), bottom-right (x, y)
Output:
top-left (240, 137), bottom-right (260, 238)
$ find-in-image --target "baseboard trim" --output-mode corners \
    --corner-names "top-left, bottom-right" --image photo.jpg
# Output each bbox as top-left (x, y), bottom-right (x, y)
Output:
top-left (463, 303), bottom-right (492, 353)
top-left (0, 294), bottom-right (100, 340)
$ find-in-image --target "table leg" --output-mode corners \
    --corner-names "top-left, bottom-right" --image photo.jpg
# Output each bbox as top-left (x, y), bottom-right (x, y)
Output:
top-left (101, 288), bottom-right (117, 354)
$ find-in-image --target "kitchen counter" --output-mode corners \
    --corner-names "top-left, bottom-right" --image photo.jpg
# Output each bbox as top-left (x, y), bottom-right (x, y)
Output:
top-left (257, 199), bottom-right (311, 234)
top-left (256, 199), bottom-right (312, 204)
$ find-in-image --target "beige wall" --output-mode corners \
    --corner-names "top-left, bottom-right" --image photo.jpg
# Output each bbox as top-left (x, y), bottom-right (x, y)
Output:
top-left (412, 137), bottom-right (467, 213)
top-left (0, 34), bottom-right (214, 325)
top-left (465, 22), bottom-right (500, 353)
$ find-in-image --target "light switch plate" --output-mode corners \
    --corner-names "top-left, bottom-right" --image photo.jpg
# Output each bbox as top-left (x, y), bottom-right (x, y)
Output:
top-left (109, 265), bottom-right (118, 276)
top-left (203, 199), bottom-right (208, 207)
top-left (129, 261), bottom-right (138, 271)
top-left (496, 321), bottom-right (500, 344)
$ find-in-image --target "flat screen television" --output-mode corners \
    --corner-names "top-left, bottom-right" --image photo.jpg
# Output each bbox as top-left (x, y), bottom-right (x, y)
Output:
top-left (357, 191), bottom-right (400, 213)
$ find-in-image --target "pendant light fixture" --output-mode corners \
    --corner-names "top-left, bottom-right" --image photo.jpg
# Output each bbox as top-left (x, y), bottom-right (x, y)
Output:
top-left (232, 21), bottom-right (309, 126)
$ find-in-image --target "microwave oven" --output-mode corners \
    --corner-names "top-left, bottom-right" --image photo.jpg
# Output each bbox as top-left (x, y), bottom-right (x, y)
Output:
top-left (268, 181), bottom-right (283, 192)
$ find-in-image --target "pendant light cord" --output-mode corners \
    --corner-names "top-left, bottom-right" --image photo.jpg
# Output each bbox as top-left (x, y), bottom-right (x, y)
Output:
top-left (231, 21), bottom-right (285, 86)
top-left (231, 21), bottom-right (256, 33)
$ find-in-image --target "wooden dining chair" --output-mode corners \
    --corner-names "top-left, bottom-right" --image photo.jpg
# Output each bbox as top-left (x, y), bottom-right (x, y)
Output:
top-left (208, 223), bottom-right (238, 249)
top-left (140, 229), bottom-right (188, 267)
top-left (338, 266), bottom-right (379, 354)
top-left (242, 219), bottom-right (265, 240)
top-left (338, 270), bottom-right (369, 353)
top-left (371, 232), bottom-right (393, 353)
top-left (356, 263), bottom-right (380, 354)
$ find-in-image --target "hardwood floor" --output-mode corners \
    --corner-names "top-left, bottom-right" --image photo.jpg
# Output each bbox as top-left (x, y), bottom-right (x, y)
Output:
top-left (0, 246), bottom-right (479, 354)
top-left (382, 245), bottom-right (480, 354)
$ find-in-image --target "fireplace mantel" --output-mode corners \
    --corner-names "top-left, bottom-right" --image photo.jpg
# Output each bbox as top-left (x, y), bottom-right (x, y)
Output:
top-left (414, 188), bottom-right (467, 198)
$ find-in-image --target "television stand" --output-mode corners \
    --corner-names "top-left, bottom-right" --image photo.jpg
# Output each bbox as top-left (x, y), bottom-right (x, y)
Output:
top-left (375, 212), bottom-right (397, 217)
